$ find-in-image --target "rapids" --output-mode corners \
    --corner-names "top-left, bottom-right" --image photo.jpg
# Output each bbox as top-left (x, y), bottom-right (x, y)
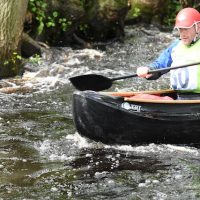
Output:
top-left (0, 25), bottom-right (200, 200)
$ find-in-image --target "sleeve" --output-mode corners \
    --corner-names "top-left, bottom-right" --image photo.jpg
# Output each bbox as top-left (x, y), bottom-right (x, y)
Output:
top-left (147, 39), bottom-right (179, 80)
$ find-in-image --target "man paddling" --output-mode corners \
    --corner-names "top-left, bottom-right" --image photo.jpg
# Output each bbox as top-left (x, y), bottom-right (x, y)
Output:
top-left (137, 7), bottom-right (200, 99)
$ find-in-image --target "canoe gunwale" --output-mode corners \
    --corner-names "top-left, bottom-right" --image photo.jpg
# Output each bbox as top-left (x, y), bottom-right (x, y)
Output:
top-left (100, 89), bottom-right (200, 104)
top-left (124, 98), bottom-right (200, 104)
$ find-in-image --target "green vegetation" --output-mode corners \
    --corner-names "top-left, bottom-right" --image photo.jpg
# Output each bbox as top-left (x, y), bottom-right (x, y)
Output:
top-left (28, 0), bottom-right (73, 35)
top-left (127, 0), bottom-right (182, 26)
top-left (3, 52), bottom-right (22, 65)
top-left (164, 0), bottom-right (182, 26)
top-left (28, 0), bottom-right (47, 34)
top-left (28, 54), bottom-right (42, 64)
top-left (3, 52), bottom-right (41, 68)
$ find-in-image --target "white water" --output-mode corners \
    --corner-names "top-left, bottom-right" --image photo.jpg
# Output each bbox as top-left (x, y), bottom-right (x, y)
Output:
top-left (0, 26), bottom-right (199, 200)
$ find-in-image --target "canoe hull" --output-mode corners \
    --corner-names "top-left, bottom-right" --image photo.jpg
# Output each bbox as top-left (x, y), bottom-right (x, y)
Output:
top-left (72, 91), bottom-right (200, 145)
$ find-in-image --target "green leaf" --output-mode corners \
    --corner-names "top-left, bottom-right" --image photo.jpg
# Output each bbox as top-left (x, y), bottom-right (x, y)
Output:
top-left (53, 11), bottom-right (58, 18)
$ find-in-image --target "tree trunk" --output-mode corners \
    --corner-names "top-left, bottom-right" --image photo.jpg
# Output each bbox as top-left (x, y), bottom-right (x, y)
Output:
top-left (0, 0), bottom-right (28, 78)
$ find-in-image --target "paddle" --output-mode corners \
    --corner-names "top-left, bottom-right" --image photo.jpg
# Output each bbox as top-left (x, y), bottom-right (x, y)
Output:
top-left (69, 62), bottom-right (200, 91)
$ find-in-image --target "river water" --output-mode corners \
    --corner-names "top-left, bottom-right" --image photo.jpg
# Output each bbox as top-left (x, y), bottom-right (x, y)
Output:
top-left (0, 25), bottom-right (200, 200)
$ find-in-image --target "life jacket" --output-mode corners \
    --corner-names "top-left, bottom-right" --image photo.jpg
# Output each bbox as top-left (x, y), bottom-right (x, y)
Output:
top-left (170, 39), bottom-right (200, 92)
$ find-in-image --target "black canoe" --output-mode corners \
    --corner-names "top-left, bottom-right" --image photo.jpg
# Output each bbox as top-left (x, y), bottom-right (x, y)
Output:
top-left (72, 89), bottom-right (200, 146)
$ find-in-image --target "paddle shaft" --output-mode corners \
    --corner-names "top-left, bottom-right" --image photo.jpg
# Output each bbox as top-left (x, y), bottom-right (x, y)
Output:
top-left (69, 61), bottom-right (200, 91)
top-left (111, 61), bottom-right (200, 81)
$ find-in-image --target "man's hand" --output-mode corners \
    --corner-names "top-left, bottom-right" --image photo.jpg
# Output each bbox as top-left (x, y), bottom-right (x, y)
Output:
top-left (136, 66), bottom-right (153, 78)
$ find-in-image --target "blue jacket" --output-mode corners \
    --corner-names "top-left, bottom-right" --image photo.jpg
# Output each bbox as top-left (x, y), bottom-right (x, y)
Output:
top-left (148, 39), bottom-right (179, 80)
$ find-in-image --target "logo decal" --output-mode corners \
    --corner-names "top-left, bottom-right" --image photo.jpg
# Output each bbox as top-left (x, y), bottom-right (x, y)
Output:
top-left (121, 102), bottom-right (141, 112)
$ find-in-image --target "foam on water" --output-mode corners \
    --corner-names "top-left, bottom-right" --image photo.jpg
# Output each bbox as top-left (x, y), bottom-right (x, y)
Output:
top-left (106, 143), bottom-right (200, 157)
top-left (37, 139), bottom-right (76, 161)
top-left (65, 132), bottom-right (93, 149)
top-left (65, 132), bottom-right (200, 158)
top-left (0, 48), bottom-right (106, 94)
top-left (1, 28), bottom-right (199, 199)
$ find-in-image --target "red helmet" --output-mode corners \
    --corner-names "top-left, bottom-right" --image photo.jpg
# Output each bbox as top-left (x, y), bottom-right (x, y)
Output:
top-left (175, 7), bottom-right (200, 28)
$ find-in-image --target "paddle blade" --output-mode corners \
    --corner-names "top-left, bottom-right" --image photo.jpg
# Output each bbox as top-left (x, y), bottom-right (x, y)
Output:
top-left (69, 74), bottom-right (112, 91)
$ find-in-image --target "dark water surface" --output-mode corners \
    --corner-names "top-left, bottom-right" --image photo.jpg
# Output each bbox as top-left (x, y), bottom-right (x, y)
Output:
top-left (0, 25), bottom-right (200, 200)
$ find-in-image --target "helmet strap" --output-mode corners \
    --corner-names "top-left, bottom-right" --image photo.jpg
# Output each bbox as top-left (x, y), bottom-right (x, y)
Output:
top-left (193, 23), bottom-right (199, 42)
